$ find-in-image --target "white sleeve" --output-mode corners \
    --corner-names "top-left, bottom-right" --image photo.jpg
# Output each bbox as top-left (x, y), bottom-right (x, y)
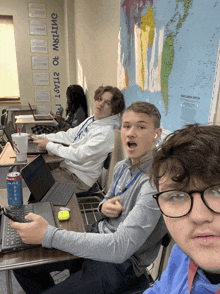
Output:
top-left (45, 128), bottom-right (114, 164)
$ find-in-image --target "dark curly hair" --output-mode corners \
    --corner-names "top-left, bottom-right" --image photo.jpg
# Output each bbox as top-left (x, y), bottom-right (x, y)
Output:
top-left (66, 85), bottom-right (88, 117)
top-left (151, 124), bottom-right (220, 189)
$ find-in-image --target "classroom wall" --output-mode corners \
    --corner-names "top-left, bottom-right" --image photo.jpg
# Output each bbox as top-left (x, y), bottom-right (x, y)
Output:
top-left (71, 0), bottom-right (126, 188)
top-left (0, 0), bottom-right (66, 113)
top-left (0, 0), bottom-right (121, 108)
top-left (68, 0), bottom-right (122, 115)
top-left (0, 0), bottom-right (125, 187)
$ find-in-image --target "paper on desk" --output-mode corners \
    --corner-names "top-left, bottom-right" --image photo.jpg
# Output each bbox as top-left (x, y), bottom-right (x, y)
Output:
top-left (0, 142), bottom-right (16, 165)
top-left (15, 115), bottom-right (33, 119)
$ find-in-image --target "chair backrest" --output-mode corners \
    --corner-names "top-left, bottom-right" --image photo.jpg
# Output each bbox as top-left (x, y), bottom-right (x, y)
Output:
top-left (1, 109), bottom-right (8, 126)
top-left (103, 152), bottom-right (111, 169)
top-left (97, 152), bottom-right (112, 193)
top-left (76, 153), bottom-right (112, 198)
top-left (3, 121), bottom-right (16, 146)
top-left (122, 233), bottom-right (172, 294)
top-left (154, 233), bottom-right (171, 282)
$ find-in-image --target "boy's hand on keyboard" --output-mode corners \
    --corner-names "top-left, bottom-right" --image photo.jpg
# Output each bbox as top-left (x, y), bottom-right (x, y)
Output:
top-left (34, 137), bottom-right (50, 149)
top-left (9, 213), bottom-right (49, 245)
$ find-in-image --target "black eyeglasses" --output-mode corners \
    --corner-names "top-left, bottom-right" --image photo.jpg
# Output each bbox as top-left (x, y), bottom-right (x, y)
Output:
top-left (153, 184), bottom-right (220, 218)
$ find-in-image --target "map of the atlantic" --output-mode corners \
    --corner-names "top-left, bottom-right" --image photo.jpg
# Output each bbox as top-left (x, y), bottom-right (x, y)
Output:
top-left (118, 0), bottom-right (220, 136)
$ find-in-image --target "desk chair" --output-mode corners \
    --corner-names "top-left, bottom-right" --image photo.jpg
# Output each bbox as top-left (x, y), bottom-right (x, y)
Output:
top-left (121, 233), bottom-right (171, 294)
top-left (0, 109), bottom-right (8, 152)
top-left (3, 120), bottom-right (16, 144)
top-left (76, 152), bottom-right (112, 199)
top-left (77, 153), bottom-right (112, 231)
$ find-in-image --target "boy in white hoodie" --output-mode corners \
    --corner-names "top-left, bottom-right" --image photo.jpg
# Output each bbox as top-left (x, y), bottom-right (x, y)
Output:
top-left (33, 86), bottom-right (125, 193)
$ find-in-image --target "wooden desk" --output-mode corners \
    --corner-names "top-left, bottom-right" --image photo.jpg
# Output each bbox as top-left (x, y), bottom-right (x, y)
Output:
top-left (0, 143), bottom-right (64, 170)
top-left (15, 115), bottom-right (57, 133)
top-left (0, 186), bottom-right (85, 293)
top-left (6, 107), bottom-right (36, 130)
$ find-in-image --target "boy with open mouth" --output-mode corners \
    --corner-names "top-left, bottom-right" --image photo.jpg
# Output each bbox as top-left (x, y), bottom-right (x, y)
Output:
top-left (11, 101), bottom-right (167, 294)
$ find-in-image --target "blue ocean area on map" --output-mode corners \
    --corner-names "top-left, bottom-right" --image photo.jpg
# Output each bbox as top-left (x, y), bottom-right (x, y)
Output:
top-left (120, 0), bottom-right (220, 134)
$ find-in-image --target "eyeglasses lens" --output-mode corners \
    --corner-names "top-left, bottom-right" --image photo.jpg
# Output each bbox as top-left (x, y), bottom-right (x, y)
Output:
top-left (203, 186), bottom-right (220, 213)
top-left (158, 185), bottom-right (220, 218)
top-left (158, 191), bottom-right (191, 218)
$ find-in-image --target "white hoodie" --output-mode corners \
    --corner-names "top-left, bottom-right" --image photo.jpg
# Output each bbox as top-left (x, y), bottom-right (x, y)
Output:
top-left (42, 114), bottom-right (120, 187)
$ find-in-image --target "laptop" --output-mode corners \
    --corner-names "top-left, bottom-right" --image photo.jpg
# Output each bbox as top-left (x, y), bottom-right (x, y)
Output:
top-left (28, 102), bottom-right (54, 121)
top-left (20, 155), bottom-right (77, 206)
top-left (0, 201), bottom-right (56, 253)
top-left (3, 121), bottom-right (47, 155)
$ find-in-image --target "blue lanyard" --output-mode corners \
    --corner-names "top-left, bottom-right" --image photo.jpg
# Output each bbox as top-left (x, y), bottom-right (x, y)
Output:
top-left (73, 116), bottom-right (94, 142)
top-left (66, 107), bottom-right (81, 123)
top-left (113, 161), bottom-right (152, 197)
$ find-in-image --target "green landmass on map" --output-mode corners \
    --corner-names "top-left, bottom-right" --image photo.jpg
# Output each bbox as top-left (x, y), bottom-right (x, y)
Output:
top-left (177, 0), bottom-right (192, 30)
top-left (161, 33), bottom-right (174, 112)
top-left (160, 0), bottom-right (192, 112)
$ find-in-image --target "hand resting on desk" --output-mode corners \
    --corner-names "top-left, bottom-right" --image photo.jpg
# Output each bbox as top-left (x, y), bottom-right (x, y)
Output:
top-left (9, 213), bottom-right (48, 245)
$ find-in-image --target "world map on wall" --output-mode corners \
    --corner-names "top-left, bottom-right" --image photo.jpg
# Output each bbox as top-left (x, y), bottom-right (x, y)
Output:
top-left (118, 0), bottom-right (220, 136)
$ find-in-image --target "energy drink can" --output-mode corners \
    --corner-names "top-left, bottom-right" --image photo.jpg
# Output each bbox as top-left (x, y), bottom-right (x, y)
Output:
top-left (6, 172), bottom-right (23, 206)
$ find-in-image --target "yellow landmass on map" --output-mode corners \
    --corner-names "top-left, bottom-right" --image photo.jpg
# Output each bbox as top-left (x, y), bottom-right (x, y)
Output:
top-left (138, 7), bottom-right (154, 92)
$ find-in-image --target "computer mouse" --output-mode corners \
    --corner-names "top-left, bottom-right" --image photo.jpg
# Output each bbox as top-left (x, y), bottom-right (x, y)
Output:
top-left (58, 210), bottom-right (70, 221)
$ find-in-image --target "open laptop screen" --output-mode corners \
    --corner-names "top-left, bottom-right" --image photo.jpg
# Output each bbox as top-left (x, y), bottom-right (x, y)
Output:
top-left (21, 155), bottom-right (55, 201)
top-left (28, 102), bottom-right (53, 121)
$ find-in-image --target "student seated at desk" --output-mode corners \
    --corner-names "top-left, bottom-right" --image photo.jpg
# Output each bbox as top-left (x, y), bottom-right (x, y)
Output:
top-left (32, 85), bottom-right (125, 193)
top-left (11, 102), bottom-right (167, 294)
top-left (31, 85), bottom-right (88, 134)
top-left (143, 124), bottom-right (220, 294)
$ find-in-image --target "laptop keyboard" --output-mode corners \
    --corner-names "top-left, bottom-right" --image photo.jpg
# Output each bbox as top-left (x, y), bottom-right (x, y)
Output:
top-left (42, 182), bottom-right (77, 206)
top-left (5, 205), bottom-right (34, 247)
top-left (35, 114), bottom-right (53, 120)
top-left (28, 142), bottom-right (45, 153)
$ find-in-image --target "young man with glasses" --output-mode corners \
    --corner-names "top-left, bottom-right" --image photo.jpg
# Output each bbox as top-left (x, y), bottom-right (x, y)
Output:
top-left (143, 124), bottom-right (220, 294)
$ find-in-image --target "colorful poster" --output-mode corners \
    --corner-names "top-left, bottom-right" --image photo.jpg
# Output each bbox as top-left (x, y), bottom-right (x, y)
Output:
top-left (118, 0), bottom-right (220, 135)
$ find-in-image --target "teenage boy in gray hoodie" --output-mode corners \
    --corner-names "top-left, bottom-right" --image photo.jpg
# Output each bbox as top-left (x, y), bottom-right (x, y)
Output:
top-left (11, 101), bottom-right (167, 294)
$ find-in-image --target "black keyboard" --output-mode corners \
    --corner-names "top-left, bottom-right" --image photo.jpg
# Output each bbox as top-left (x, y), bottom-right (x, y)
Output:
top-left (42, 182), bottom-right (77, 206)
top-left (5, 205), bottom-right (34, 247)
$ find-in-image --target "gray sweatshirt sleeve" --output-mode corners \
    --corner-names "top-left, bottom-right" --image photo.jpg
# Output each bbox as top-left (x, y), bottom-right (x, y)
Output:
top-left (42, 180), bottom-right (162, 264)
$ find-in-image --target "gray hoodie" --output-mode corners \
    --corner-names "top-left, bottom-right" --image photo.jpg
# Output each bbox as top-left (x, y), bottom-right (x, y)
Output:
top-left (43, 157), bottom-right (167, 277)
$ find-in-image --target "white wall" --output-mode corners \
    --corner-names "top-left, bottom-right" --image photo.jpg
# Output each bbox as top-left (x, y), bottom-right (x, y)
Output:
top-left (0, 0), bottom-right (125, 186)
top-left (71, 0), bottom-right (125, 187)
top-left (0, 0), bottom-right (121, 113)
top-left (71, 0), bottom-right (121, 112)
top-left (0, 0), bottom-right (66, 113)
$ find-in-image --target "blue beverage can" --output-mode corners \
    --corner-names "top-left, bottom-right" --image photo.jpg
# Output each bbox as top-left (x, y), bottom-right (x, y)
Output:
top-left (6, 172), bottom-right (23, 206)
